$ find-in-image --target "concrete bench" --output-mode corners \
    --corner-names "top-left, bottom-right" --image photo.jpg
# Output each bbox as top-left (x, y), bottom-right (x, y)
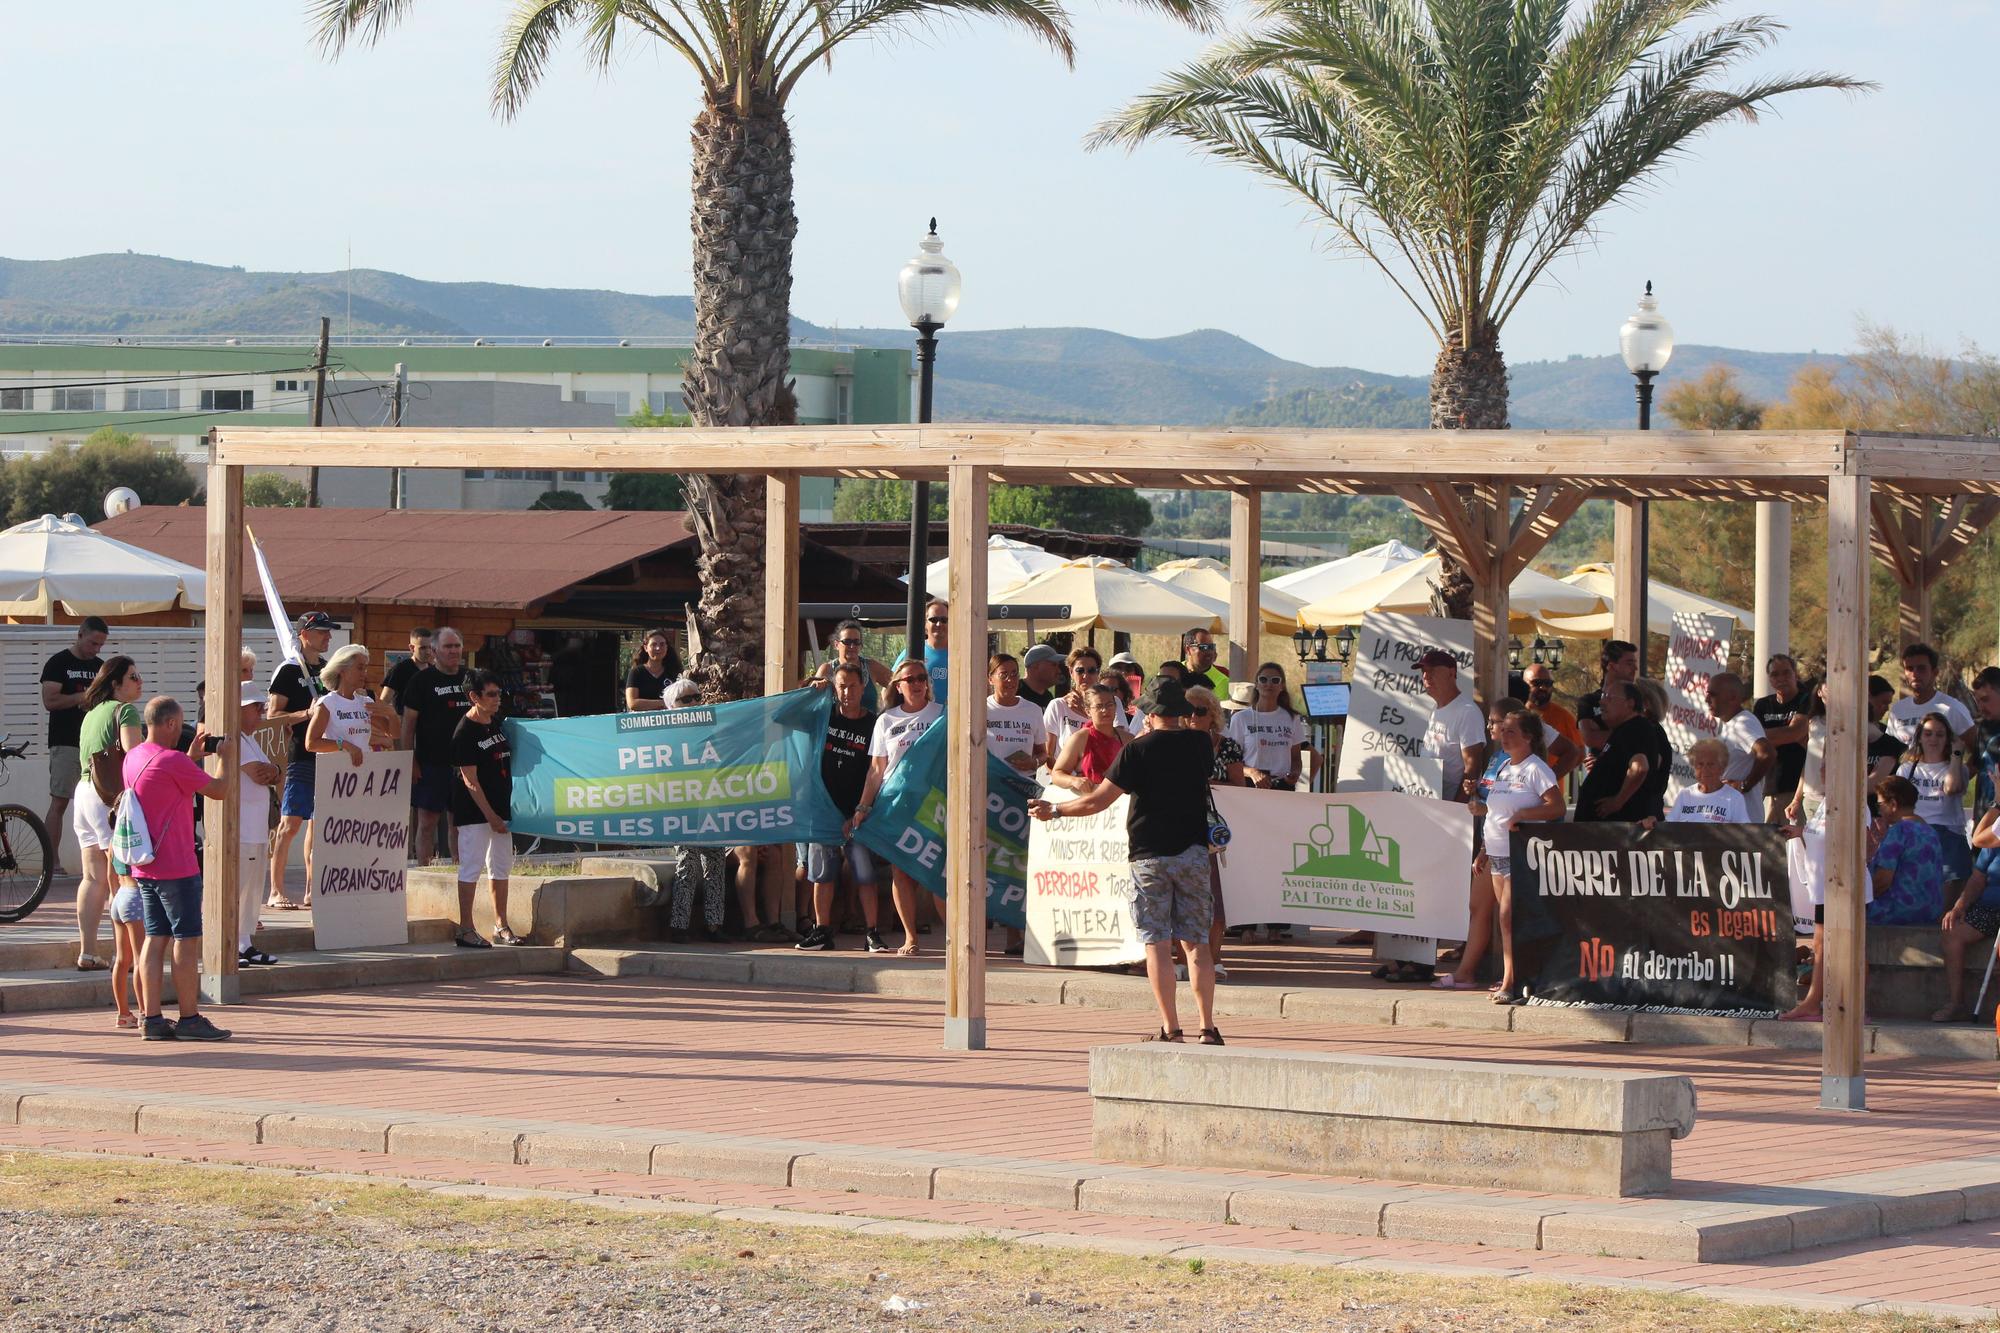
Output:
top-left (1090, 1044), bottom-right (1696, 1197)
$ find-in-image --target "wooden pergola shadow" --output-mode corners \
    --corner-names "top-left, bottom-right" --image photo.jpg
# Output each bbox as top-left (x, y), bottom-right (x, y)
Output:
top-left (195, 424), bottom-right (2000, 1110)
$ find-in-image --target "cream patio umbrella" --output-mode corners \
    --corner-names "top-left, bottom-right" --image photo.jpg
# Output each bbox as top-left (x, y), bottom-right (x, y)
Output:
top-left (1295, 552), bottom-right (1605, 633)
top-left (1541, 562), bottom-right (1754, 638)
top-left (1267, 539), bottom-right (1423, 603)
top-left (919, 534), bottom-right (1066, 599)
top-left (0, 514), bottom-right (207, 618)
top-left (1150, 557), bottom-right (1307, 633)
top-left (988, 557), bottom-right (1223, 636)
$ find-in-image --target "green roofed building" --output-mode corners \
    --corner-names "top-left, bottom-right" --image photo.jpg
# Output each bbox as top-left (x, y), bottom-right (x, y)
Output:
top-left (0, 336), bottom-right (912, 515)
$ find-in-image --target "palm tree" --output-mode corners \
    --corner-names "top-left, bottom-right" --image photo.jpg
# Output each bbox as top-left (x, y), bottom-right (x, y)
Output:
top-left (314, 0), bottom-right (1212, 698)
top-left (1093, 0), bottom-right (1865, 612)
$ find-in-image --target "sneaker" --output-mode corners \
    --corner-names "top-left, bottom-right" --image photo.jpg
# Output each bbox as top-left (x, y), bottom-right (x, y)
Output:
top-left (752, 923), bottom-right (790, 944)
top-left (172, 1013), bottom-right (232, 1042)
top-left (1213, 963), bottom-right (1229, 980)
top-left (142, 1015), bottom-right (177, 1042)
top-left (864, 929), bottom-right (889, 954)
top-left (795, 927), bottom-right (835, 952)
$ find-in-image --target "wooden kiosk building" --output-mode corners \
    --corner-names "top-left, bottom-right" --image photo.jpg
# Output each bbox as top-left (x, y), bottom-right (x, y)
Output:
top-left (193, 424), bottom-right (2000, 1111)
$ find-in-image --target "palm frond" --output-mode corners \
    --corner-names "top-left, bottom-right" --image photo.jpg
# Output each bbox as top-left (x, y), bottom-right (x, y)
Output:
top-left (309, 0), bottom-right (419, 55)
top-left (774, 0), bottom-right (1075, 102)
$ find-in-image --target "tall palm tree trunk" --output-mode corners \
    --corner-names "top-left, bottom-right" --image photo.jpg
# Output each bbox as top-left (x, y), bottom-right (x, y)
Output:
top-left (1425, 330), bottom-right (1509, 620)
top-left (679, 98), bottom-right (800, 701)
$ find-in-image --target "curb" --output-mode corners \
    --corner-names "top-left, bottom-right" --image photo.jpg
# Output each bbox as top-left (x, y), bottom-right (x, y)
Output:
top-left (568, 945), bottom-right (2000, 1063)
top-left (6, 1079), bottom-right (2000, 1265)
top-left (5, 1142), bottom-right (1996, 1323)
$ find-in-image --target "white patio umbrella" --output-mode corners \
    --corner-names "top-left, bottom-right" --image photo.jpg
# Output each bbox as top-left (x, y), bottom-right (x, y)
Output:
top-left (1151, 557), bottom-right (1307, 633)
top-left (1268, 539), bottom-right (1424, 603)
top-left (917, 534), bottom-right (1067, 599)
top-left (988, 557), bottom-right (1223, 636)
top-left (0, 514), bottom-right (207, 618)
top-left (1296, 551), bottom-right (1605, 633)
top-left (1541, 562), bottom-right (1754, 638)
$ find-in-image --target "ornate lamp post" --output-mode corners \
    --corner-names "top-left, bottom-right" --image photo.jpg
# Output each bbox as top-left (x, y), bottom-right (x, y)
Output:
top-left (1618, 282), bottom-right (1675, 646)
top-left (897, 219), bottom-right (962, 659)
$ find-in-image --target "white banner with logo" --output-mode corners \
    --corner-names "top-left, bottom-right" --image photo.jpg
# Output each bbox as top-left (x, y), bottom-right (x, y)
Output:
top-left (1334, 613), bottom-right (1473, 795)
top-left (1212, 787), bottom-right (1472, 938)
top-left (1024, 787), bottom-right (1146, 967)
top-left (311, 751), bottom-right (413, 951)
top-left (1662, 612), bottom-right (1734, 800)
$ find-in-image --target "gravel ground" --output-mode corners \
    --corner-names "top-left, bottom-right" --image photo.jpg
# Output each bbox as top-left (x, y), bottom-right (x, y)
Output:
top-left (0, 1157), bottom-right (1967, 1332)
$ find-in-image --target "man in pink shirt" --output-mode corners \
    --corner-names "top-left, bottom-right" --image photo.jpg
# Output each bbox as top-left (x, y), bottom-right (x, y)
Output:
top-left (123, 696), bottom-right (234, 1042)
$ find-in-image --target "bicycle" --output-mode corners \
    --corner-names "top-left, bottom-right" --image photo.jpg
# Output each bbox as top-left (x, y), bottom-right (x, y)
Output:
top-left (0, 736), bottom-right (56, 923)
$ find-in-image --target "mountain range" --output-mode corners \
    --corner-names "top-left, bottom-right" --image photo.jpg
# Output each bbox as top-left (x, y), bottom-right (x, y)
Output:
top-left (0, 252), bottom-right (1847, 428)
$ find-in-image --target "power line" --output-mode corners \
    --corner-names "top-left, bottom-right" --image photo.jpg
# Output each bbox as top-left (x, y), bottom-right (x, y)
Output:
top-left (0, 384), bottom-right (383, 437)
top-left (0, 364), bottom-right (332, 392)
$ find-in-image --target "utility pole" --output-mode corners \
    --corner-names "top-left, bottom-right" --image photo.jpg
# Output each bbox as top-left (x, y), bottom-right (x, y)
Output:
top-left (389, 361), bottom-right (406, 509)
top-left (307, 316), bottom-right (330, 507)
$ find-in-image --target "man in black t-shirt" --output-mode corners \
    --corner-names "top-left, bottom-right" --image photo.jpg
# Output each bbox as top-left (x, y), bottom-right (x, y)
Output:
top-left (1751, 653), bottom-right (1813, 823)
top-left (1020, 644), bottom-right (1063, 710)
top-left (40, 615), bottom-right (108, 874)
top-left (1030, 680), bottom-right (1222, 1044)
top-left (1576, 681), bottom-right (1661, 821)
top-left (449, 670), bottom-right (517, 949)
top-left (401, 626), bottom-right (471, 865)
top-left (797, 663), bottom-right (882, 952)
top-left (265, 611), bottom-right (335, 907)
top-left (382, 628), bottom-right (433, 716)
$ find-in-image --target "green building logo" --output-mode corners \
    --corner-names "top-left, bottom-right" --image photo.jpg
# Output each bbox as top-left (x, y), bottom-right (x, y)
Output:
top-left (1290, 805), bottom-right (1408, 885)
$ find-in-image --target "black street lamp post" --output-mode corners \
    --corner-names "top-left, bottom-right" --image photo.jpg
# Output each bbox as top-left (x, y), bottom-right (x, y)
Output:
top-left (897, 220), bottom-right (962, 661)
top-left (1619, 281), bottom-right (1675, 647)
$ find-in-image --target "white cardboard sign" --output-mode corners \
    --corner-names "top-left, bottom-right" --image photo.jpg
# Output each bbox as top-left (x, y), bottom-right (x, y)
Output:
top-left (310, 750), bottom-right (413, 951)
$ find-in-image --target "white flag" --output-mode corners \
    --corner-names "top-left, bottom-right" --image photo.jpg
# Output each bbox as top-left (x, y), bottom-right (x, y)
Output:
top-left (248, 525), bottom-right (304, 677)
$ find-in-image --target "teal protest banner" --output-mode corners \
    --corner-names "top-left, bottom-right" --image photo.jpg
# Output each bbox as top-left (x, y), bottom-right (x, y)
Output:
top-left (852, 722), bottom-right (1032, 931)
top-left (508, 688), bottom-right (850, 846)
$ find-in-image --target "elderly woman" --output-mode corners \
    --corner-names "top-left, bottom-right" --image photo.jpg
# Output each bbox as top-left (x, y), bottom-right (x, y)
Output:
top-left (299, 645), bottom-right (376, 906)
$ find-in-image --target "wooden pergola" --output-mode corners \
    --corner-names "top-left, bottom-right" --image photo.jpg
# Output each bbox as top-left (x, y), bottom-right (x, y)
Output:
top-left (196, 425), bottom-right (2000, 1109)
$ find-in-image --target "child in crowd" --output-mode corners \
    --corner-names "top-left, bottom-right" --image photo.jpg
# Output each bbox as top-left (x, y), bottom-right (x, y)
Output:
top-left (108, 878), bottom-right (143, 1028)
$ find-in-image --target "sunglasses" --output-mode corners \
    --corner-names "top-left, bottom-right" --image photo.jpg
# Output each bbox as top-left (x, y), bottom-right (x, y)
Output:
top-left (926, 617), bottom-right (949, 625)
top-left (1257, 677), bottom-right (1283, 686)
top-left (1191, 643), bottom-right (1216, 653)
top-left (1074, 665), bottom-right (1100, 675)
top-left (835, 638), bottom-right (862, 647)
top-left (898, 676), bottom-right (930, 688)
top-left (1192, 706), bottom-right (1210, 717)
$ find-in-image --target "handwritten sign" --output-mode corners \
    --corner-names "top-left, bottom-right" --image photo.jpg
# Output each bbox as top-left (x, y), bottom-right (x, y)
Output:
top-left (311, 750), bottom-right (413, 951)
top-left (1662, 612), bottom-right (1734, 799)
top-left (1335, 613), bottom-right (1473, 793)
top-left (1024, 786), bottom-right (1145, 966)
top-left (1510, 822), bottom-right (1794, 1014)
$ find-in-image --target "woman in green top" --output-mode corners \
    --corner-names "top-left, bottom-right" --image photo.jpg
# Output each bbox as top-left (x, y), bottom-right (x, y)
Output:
top-left (73, 655), bottom-right (145, 973)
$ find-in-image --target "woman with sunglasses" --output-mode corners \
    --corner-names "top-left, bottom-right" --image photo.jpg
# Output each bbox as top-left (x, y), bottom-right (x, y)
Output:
top-left (1043, 647), bottom-right (1109, 749)
top-left (1229, 663), bottom-right (1304, 791)
top-left (1049, 684), bottom-right (1126, 794)
top-left (450, 669), bottom-right (522, 948)
top-left (854, 661), bottom-right (943, 955)
top-left (807, 618), bottom-right (889, 711)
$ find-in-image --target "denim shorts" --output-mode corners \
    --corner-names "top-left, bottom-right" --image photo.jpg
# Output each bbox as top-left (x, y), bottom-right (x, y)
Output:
top-left (411, 761), bottom-right (453, 814)
top-left (138, 874), bottom-right (202, 939)
top-left (110, 883), bottom-right (144, 924)
top-left (280, 757), bottom-right (316, 819)
top-left (804, 840), bottom-right (876, 886)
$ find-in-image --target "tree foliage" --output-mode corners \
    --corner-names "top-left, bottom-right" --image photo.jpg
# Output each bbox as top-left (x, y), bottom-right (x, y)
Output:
top-left (829, 479), bottom-right (1152, 536)
top-left (604, 473), bottom-right (686, 511)
top-left (7, 428), bottom-right (200, 525)
top-left (529, 488), bottom-right (594, 511)
top-left (243, 473), bottom-right (310, 507)
top-left (1660, 365), bottom-right (1764, 430)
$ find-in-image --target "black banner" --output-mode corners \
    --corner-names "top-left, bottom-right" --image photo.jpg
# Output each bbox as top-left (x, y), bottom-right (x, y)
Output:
top-left (1509, 822), bottom-right (1795, 1014)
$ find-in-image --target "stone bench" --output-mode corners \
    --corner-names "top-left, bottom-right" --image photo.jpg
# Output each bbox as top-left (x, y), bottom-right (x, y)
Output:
top-left (1090, 1044), bottom-right (1696, 1197)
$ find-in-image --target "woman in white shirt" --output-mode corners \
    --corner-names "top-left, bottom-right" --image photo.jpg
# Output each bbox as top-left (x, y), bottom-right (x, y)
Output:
top-left (1042, 647), bottom-right (1107, 750)
top-left (1228, 662), bottom-right (1305, 790)
top-left (1899, 713), bottom-right (1971, 891)
top-left (853, 661), bottom-right (943, 955)
top-left (305, 644), bottom-right (377, 769)
top-left (1468, 711), bottom-right (1564, 1006)
top-left (1662, 739), bottom-right (1751, 824)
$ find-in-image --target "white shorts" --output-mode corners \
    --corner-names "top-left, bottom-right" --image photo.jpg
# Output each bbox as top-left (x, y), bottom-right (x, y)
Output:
top-left (72, 777), bottom-right (114, 850)
top-left (456, 822), bottom-right (513, 884)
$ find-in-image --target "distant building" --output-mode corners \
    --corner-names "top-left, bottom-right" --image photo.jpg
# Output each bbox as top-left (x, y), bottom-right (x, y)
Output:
top-left (0, 336), bottom-right (913, 518)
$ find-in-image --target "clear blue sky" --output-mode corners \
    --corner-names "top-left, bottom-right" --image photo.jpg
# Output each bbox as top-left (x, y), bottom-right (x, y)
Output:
top-left (5, 1), bottom-right (1989, 374)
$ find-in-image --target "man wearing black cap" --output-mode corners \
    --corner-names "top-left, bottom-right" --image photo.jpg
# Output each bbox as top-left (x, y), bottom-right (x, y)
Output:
top-left (1029, 679), bottom-right (1224, 1046)
top-left (1019, 644), bottom-right (1064, 710)
top-left (265, 611), bottom-right (335, 908)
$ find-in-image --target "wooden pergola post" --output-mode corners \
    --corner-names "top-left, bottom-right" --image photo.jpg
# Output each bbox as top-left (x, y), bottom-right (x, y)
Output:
top-left (1470, 483), bottom-right (1511, 706)
top-left (764, 473), bottom-right (801, 695)
top-left (1613, 501), bottom-right (1647, 649)
top-left (200, 453), bottom-right (244, 1005)
top-left (1821, 470), bottom-right (1871, 1110)
top-left (1228, 489), bottom-right (1261, 685)
top-left (1872, 494), bottom-right (2000, 651)
top-left (944, 463), bottom-right (991, 1051)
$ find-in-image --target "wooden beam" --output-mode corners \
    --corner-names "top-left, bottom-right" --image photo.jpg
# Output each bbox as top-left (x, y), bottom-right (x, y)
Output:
top-left (200, 457), bottom-right (244, 1006)
top-left (763, 473), bottom-right (801, 697)
top-left (1612, 501), bottom-right (1647, 646)
top-left (1899, 497), bottom-right (1932, 647)
top-left (1393, 484), bottom-right (1487, 579)
top-left (1228, 489), bottom-right (1262, 685)
top-left (1924, 495), bottom-right (2000, 581)
top-left (1822, 471), bottom-right (1870, 1111)
top-left (943, 463), bottom-right (990, 1053)
top-left (1868, 493), bottom-right (1919, 590)
top-left (1471, 484), bottom-right (1510, 705)
top-left (1503, 485), bottom-right (1587, 582)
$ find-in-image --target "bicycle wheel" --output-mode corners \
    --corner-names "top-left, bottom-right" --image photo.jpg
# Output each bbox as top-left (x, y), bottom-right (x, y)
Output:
top-left (0, 804), bottom-right (54, 923)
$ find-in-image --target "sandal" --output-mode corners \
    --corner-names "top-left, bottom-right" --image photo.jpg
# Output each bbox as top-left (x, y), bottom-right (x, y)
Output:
top-left (1492, 987), bottom-right (1526, 1006)
top-left (1148, 1027), bottom-right (1184, 1042)
top-left (493, 927), bottom-right (525, 947)
top-left (1197, 1028), bottom-right (1225, 1046)
top-left (1430, 975), bottom-right (1471, 991)
top-left (896, 942), bottom-right (920, 957)
top-left (115, 1013), bottom-right (137, 1029)
top-left (76, 954), bottom-right (108, 972)
top-left (454, 930), bottom-right (492, 950)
